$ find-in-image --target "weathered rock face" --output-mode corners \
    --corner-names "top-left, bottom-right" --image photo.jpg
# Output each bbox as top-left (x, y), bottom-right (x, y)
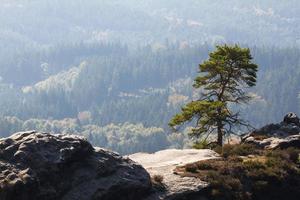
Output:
top-left (129, 149), bottom-right (219, 200)
top-left (0, 131), bottom-right (151, 200)
top-left (243, 113), bottom-right (300, 149)
top-left (284, 112), bottom-right (300, 126)
top-left (251, 113), bottom-right (300, 137)
top-left (251, 123), bottom-right (300, 137)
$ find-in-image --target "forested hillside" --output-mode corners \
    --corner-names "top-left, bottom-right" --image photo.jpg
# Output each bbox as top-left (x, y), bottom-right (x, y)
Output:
top-left (0, 0), bottom-right (300, 154)
top-left (0, 43), bottom-right (300, 153)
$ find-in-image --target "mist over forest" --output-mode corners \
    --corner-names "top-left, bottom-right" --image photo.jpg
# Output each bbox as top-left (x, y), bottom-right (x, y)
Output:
top-left (0, 0), bottom-right (300, 154)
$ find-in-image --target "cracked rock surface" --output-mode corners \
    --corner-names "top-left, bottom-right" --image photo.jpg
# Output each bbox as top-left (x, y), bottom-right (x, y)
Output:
top-left (0, 131), bottom-right (151, 200)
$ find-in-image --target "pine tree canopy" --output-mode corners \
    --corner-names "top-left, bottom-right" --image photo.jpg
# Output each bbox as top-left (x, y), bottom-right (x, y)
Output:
top-left (169, 44), bottom-right (258, 146)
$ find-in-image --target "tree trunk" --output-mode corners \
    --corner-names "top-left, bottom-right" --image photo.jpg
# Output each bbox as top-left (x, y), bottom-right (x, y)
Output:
top-left (216, 106), bottom-right (223, 146)
top-left (217, 122), bottom-right (223, 146)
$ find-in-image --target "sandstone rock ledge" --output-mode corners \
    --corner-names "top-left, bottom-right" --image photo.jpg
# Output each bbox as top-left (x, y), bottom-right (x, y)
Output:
top-left (243, 113), bottom-right (300, 149)
top-left (129, 149), bottom-right (219, 200)
top-left (0, 131), bottom-right (151, 200)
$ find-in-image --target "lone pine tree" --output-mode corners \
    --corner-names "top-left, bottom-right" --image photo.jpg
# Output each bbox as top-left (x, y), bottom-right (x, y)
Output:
top-left (169, 44), bottom-right (258, 146)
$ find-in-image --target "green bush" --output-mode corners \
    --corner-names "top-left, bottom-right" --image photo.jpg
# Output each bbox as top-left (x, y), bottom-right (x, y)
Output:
top-left (243, 160), bottom-right (266, 170)
top-left (185, 163), bottom-right (198, 173)
top-left (197, 162), bottom-right (213, 170)
top-left (221, 144), bottom-right (258, 158)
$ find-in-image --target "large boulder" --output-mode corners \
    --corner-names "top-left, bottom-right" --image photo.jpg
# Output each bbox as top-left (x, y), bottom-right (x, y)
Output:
top-left (283, 112), bottom-right (300, 126)
top-left (0, 131), bottom-right (151, 200)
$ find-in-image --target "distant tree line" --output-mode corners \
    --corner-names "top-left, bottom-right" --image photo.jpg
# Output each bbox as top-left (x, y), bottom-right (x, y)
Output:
top-left (0, 116), bottom-right (189, 155)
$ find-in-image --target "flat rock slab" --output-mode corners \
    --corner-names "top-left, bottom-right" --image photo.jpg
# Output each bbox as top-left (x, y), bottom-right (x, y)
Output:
top-left (129, 149), bottom-right (219, 199)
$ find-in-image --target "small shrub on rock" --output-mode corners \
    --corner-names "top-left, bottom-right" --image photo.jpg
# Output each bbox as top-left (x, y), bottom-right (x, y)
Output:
top-left (151, 174), bottom-right (165, 191)
top-left (221, 144), bottom-right (259, 158)
top-left (185, 163), bottom-right (198, 173)
top-left (152, 174), bottom-right (164, 184)
top-left (197, 162), bottom-right (212, 170)
top-left (286, 147), bottom-right (300, 163)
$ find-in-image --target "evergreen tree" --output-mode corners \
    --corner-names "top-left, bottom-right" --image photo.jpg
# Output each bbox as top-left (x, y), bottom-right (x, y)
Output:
top-left (169, 44), bottom-right (258, 146)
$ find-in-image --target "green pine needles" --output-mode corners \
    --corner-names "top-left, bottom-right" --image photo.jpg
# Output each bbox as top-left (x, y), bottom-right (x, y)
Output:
top-left (169, 44), bottom-right (258, 146)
